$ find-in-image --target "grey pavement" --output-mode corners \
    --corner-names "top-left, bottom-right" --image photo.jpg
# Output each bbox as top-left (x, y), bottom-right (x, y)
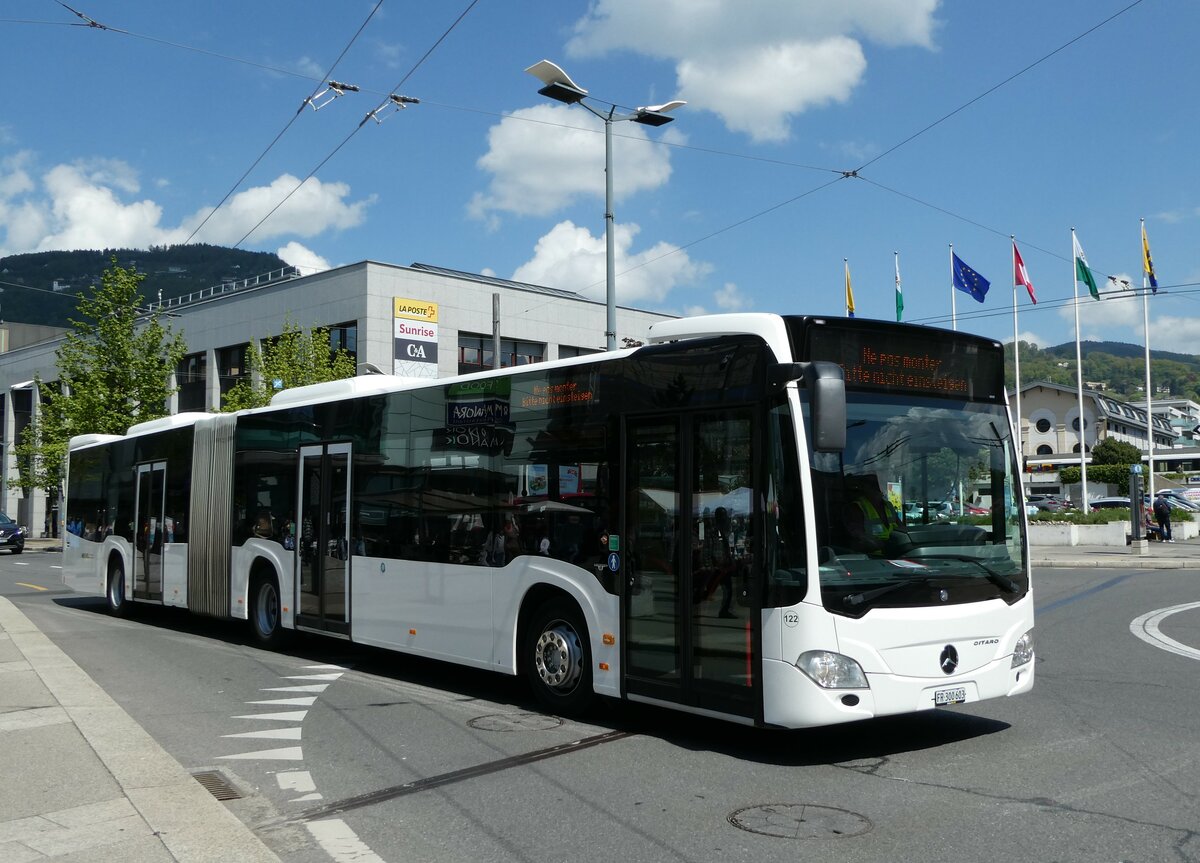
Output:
top-left (0, 584), bottom-right (279, 862)
top-left (1, 530), bottom-right (1195, 863)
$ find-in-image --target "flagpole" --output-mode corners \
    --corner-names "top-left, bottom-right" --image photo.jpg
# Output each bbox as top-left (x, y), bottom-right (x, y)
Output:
top-left (894, 251), bottom-right (902, 323)
top-left (1142, 217), bottom-right (1155, 502)
top-left (1071, 227), bottom-right (1088, 508)
top-left (1011, 236), bottom-right (1023, 454)
top-left (949, 244), bottom-right (957, 330)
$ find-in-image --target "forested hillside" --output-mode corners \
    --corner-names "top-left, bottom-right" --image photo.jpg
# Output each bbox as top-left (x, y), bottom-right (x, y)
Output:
top-left (1005, 340), bottom-right (1200, 403)
top-left (0, 245), bottom-right (288, 328)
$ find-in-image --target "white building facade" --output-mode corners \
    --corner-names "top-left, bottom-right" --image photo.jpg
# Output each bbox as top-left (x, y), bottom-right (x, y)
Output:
top-left (0, 260), bottom-right (675, 534)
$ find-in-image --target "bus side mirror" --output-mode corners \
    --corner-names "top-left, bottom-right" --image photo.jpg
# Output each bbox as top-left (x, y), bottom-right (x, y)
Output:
top-left (803, 361), bottom-right (846, 452)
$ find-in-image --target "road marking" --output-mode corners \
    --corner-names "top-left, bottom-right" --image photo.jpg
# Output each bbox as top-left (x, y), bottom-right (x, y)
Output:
top-left (14, 582), bottom-right (46, 591)
top-left (218, 746), bottom-right (304, 761)
top-left (1130, 602), bottom-right (1200, 661)
top-left (223, 727), bottom-right (303, 741)
top-left (284, 672), bottom-right (344, 681)
top-left (233, 710), bottom-right (308, 721)
top-left (306, 819), bottom-right (386, 863)
top-left (246, 696), bottom-right (318, 707)
top-left (263, 684), bottom-right (330, 693)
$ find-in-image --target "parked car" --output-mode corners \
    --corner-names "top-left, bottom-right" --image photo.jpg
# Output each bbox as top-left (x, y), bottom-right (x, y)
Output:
top-left (1089, 496), bottom-right (1131, 511)
top-left (0, 513), bottom-right (26, 554)
top-left (1027, 494), bottom-right (1070, 512)
top-left (1153, 492), bottom-right (1200, 512)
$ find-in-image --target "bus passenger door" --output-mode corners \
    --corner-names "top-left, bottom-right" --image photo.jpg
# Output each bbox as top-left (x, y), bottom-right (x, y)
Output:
top-left (296, 443), bottom-right (351, 636)
top-left (623, 413), bottom-right (757, 718)
top-left (133, 461), bottom-right (166, 601)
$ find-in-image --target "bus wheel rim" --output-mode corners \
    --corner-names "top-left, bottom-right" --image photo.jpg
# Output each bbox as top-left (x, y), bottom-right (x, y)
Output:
top-left (257, 583), bottom-right (279, 633)
top-left (534, 623), bottom-right (582, 691)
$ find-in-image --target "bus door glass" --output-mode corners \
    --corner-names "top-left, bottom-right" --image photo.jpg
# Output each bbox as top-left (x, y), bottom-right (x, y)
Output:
top-left (624, 412), bottom-right (756, 716)
top-left (296, 443), bottom-right (351, 635)
top-left (133, 461), bottom-right (166, 601)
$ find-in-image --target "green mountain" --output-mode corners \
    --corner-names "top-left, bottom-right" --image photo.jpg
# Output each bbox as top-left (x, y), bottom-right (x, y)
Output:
top-left (0, 245), bottom-right (289, 328)
top-left (1006, 340), bottom-right (1200, 403)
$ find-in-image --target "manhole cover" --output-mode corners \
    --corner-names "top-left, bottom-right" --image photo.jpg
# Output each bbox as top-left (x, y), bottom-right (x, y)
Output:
top-left (728, 804), bottom-right (871, 839)
top-left (467, 712), bottom-right (564, 732)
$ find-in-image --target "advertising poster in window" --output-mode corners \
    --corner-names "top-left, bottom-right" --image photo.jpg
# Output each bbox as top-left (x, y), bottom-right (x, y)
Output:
top-left (394, 297), bottom-right (439, 378)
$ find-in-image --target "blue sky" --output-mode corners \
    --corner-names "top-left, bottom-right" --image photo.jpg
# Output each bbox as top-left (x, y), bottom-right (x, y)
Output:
top-left (2, 1), bottom-right (1197, 353)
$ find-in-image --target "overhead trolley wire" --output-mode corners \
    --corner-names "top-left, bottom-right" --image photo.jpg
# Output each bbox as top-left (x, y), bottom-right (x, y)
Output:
top-left (234, 0), bottom-right (482, 248)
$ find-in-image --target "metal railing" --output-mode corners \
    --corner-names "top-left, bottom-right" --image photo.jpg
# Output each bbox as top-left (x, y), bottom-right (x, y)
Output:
top-left (157, 266), bottom-right (301, 310)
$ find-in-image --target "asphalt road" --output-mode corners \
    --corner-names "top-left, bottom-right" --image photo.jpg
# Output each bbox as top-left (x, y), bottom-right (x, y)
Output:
top-left (4, 552), bottom-right (1199, 863)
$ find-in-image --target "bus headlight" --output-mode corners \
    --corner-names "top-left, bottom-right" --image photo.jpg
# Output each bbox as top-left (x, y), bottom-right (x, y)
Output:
top-left (1011, 629), bottom-right (1034, 668)
top-left (796, 650), bottom-right (868, 689)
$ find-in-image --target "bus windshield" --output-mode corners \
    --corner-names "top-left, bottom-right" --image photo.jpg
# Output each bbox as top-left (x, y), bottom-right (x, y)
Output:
top-left (807, 393), bottom-right (1027, 616)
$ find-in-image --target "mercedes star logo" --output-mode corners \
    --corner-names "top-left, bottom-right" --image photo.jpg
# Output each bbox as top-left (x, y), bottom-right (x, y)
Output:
top-left (939, 644), bottom-right (959, 675)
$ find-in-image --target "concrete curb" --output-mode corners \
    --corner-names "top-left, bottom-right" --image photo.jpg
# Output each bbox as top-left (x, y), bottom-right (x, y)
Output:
top-left (0, 597), bottom-right (280, 863)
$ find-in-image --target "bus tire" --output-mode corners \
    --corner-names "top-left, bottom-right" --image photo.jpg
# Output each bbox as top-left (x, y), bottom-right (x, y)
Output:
top-left (524, 597), bottom-right (594, 716)
top-left (250, 572), bottom-right (284, 647)
top-left (106, 558), bottom-right (129, 617)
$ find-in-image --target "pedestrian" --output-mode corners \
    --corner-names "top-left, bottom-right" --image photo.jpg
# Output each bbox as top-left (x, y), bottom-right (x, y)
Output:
top-left (1153, 495), bottom-right (1173, 542)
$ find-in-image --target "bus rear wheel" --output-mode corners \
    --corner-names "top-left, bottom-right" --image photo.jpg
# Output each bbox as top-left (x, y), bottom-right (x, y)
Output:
top-left (525, 597), bottom-right (593, 716)
top-left (250, 574), bottom-right (283, 647)
top-left (106, 559), bottom-right (129, 617)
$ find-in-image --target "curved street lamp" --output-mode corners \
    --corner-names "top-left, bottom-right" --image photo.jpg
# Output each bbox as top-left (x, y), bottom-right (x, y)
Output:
top-left (526, 60), bottom-right (684, 351)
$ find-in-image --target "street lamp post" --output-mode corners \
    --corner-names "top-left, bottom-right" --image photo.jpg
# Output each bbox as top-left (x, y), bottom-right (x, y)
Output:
top-left (526, 60), bottom-right (684, 351)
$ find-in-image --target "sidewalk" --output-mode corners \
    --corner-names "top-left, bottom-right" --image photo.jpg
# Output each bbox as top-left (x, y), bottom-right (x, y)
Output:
top-left (1032, 535), bottom-right (1200, 569)
top-left (0, 594), bottom-right (280, 862)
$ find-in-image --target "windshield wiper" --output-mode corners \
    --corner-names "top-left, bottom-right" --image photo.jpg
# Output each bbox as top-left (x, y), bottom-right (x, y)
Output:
top-left (901, 553), bottom-right (1020, 593)
top-left (842, 577), bottom-right (935, 609)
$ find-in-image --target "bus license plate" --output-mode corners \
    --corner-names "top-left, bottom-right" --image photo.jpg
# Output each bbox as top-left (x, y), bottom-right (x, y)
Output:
top-left (934, 687), bottom-right (967, 706)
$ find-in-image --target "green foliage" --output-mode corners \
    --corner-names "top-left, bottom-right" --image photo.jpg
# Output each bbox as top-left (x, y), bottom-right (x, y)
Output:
top-left (1058, 464), bottom-right (1133, 494)
top-left (221, 318), bottom-right (356, 411)
top-left (0, 245), bottom-right (288, 328)
top-left (13, 259), bottom-right (187, 496)
top-left (1090, 437), bottom-right (1142, 466)
top-left (1003, 340), bottom-right (1200, 402)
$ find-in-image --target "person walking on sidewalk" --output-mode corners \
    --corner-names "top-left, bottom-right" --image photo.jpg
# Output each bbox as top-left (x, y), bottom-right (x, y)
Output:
top-left (1153, 495), bottom-right (1174, 542)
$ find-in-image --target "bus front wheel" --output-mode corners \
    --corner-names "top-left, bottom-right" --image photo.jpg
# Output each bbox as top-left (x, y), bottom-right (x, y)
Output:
top-left (250, 574), bottom-right (283, 647)
top-left (525, 597), bottom-right (594, 715)
top-left (106, 559), bottom-right (129, 617)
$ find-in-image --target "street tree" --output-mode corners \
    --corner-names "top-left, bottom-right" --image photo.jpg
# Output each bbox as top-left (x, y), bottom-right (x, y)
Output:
top-left (221, 318), bottom-right (356, 412)
top-left (13, 259), bottom-right (187, 511)
top-left (1090, 437), bottom-right (1142, 466)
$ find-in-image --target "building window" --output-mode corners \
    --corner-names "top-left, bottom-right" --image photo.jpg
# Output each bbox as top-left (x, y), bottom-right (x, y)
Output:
top-left (1036, 445), bottom-right (1053, 455)
top-left (1072, 417), bottom-right (1088, 431)
top-left (217, 344), bottom-right (249, 405)
top-left (1035, 418), bottom-right (1051, 433)
top-left (560, 345), bottom-right (602, 359)
top-left (177, 352), bottom-right (207, 412)
top-left (457, 334), bottom-right (545, 375)
top-left (327, 321), bottom-right (358, 367)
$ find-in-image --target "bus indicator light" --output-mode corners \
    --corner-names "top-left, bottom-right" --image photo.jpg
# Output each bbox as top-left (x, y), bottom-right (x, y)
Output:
top-left (598, 662), bottom-right (610, 671)
top-left (409, 629), bottom-right (417, 636)
top-left (602, 633), bottom-right (615, 645)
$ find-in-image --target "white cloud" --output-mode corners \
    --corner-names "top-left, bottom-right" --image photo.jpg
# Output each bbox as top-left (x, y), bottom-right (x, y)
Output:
top-left (511, 219), bottom-right (710, 306)
top-left (0, 157), bottom-right (372, 256)
top-left (276, 242), bottom-right (330, 275)
top-left (469, 104), bottom-right (673, 221)
top-left (565, 0), bottom-right (941, 142)
top-left (183, 174), bottom-right (374, 245)
top-left (713, 281), bottom-right (749, 311)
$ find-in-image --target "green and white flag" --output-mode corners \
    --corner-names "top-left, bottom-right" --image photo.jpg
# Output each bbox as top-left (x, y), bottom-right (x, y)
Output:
top-left (1073, 234), bottom-right (1100, 300)
top-left (894, 251), bottom-right (903, 322)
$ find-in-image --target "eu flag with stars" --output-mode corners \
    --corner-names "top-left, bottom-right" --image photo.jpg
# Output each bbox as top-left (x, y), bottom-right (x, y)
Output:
top-left (952, 253), bottom-right (990, 303)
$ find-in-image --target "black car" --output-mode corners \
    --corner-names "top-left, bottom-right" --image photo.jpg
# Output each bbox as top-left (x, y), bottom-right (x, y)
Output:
top-left (0, 514), bottom-right (25, 554)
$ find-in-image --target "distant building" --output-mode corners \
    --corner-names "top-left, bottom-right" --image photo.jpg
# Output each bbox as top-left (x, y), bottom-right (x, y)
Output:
top-left (1014, 380), bottom-right (1200, 497)
top-left (0, 260), bottom-right (674, 534)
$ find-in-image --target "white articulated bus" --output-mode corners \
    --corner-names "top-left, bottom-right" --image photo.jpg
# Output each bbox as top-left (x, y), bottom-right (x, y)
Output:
top-left (64, 313), bottom-right (1033, 727)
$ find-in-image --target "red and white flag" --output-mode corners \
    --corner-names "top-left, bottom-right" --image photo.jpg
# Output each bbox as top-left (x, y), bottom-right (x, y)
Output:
top-left (1013, 240), bottom-right (1036, 304)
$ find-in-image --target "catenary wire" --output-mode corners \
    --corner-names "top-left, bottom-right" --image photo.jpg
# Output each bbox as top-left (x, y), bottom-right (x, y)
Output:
top-left (231, 0), bottom-right (480, 249)
top-left (185, 0), bottom-right (385, 246)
